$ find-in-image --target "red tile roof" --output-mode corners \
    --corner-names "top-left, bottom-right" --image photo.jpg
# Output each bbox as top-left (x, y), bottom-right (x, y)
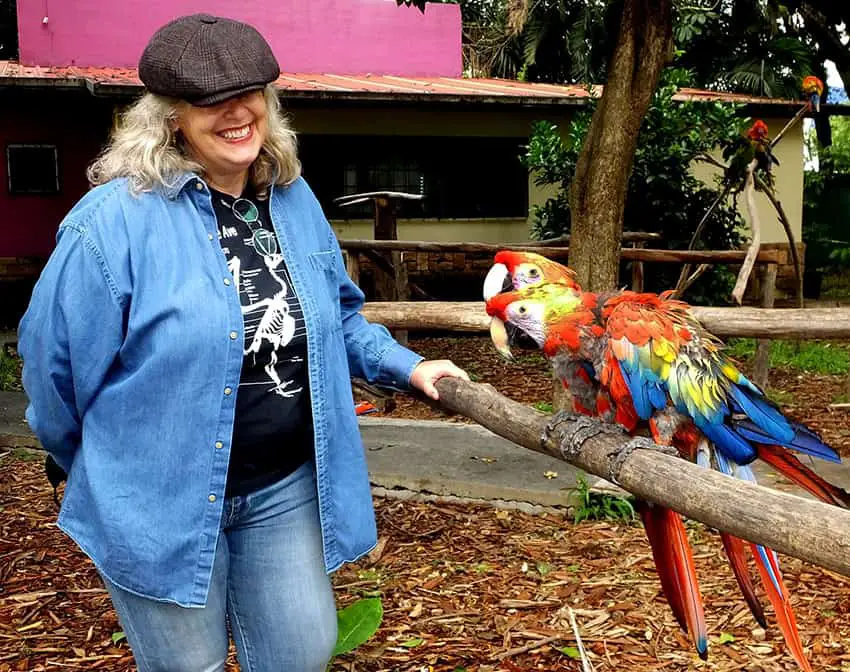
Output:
top-left (0, 60), bottom-right (840, 112)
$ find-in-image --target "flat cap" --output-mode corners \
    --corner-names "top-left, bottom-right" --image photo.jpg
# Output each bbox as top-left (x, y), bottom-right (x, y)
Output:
top-left (139, 14), bottom-right (280, 106)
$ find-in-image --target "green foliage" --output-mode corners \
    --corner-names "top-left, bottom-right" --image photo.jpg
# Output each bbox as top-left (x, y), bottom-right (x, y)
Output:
top-left (111, 631), bottom-right (127, 645)
top-left (805, 117), bottom-right (850, 272)
top-left (332, 597), bottom-right (383, 657)
top-left (570, 473), bottom-right (636, 524)
top-left (0, 349), bottom-right (20, 392)
top-left (533, 401), bottom-right (554, 413)
top-left (555, 645), bottom-right (582, 659)
top-left (724, 338), bottom-right (850, 375)
top-left (523, 67), bottom-right (745, 303)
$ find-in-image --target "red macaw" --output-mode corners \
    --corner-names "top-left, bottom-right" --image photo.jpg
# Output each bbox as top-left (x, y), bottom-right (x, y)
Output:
top-left (802, 75), bottom-right (825, 113)
top-left (484, 253), bottom-right (849, 670)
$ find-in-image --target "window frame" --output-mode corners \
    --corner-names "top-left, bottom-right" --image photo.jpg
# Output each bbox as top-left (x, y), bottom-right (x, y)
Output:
top-left (6, 143), bottom-right (61, 196)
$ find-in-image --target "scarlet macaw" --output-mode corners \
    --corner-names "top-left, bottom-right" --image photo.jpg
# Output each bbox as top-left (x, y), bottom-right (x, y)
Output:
top-left (483, 252), bottom-right (849, 670)
top-left (802, 75), bottom-right (825, 113)
top-left (723, 120), bottom-right (779, 190)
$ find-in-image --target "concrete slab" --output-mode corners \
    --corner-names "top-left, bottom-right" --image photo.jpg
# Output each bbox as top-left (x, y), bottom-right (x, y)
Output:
top-left (359, 417), bottom-right (619, 508)
top-left (4, 389), bottom-right (850, 510)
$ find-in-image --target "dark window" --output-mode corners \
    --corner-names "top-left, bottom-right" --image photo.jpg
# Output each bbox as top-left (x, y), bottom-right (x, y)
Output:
top-left (7, 144), bottom-right (60, 195)
top-left (0, 0), bottom-right (18, 60)
top-left (300, 135), bottom-right (528, 219)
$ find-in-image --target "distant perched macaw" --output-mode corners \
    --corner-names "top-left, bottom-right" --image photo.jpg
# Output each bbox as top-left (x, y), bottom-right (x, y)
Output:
top-left (723, 120), bottom-right (779, 190)
top-left (483, 252), bottom-right (850, 670)
top-left (802, 75), bottom-right (825, 113)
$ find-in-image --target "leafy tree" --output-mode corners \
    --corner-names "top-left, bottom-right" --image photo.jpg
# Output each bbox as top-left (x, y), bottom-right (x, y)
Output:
top-left (523, 68), bottom-right (745, 303)
top-left (804, 117), bottom-right (850, 271)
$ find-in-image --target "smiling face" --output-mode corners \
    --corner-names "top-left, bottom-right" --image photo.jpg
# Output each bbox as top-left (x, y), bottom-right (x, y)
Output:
top-left (175, 90), bottom-right (268, 189)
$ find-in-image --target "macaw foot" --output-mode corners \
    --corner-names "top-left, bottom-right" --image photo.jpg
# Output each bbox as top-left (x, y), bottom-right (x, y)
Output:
top-left (607, 436), bottom-right (679, 485)
top-left (544, 413), bottom-right (625, 463)
top-left (540, 409), bottom-right (584, 449)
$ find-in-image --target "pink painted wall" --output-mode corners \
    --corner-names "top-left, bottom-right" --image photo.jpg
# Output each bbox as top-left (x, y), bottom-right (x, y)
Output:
top-left (18, 0), bottom-right (462, 76)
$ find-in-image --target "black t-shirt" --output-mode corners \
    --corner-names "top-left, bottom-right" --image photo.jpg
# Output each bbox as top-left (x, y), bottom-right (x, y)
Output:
top-left (210, 185), bottom-right (313, 497)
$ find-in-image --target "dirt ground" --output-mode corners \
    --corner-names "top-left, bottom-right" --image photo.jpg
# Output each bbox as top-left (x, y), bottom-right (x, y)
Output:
top-left (3, 335), bottom-right (850, 671)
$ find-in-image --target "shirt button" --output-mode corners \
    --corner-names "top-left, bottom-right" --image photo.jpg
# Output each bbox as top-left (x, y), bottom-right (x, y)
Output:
top-left (215, 441), bottom-right (224, 449)
top-left (224, 278), bottom-right (231, 286)
top-left (224, 387), bottom-right (233, 396)
top-left (195, 182), bottom-right (204, 191)
top-left (208, 494), bottom-right (216, 503)
top-left (229, 331), bottom-right (238, 340)
top-left (208, 233), bottom-right (214, 241)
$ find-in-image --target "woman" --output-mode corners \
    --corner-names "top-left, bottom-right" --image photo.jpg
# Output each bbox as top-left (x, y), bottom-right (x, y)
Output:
top-left (18, 13), bottom-right (468, 672)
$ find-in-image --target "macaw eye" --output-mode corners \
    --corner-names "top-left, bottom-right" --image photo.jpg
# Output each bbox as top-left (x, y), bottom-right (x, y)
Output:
top-left (518, 305), bottom-right (527, 314)
top-left (528, 268), bottom-right (539, 277)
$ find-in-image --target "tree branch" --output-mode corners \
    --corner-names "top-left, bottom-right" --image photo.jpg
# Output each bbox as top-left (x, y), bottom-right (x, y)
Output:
top-left (431, 377), bottom-right (850, 577)
top-left (731, 159), bottom-right (760, 304)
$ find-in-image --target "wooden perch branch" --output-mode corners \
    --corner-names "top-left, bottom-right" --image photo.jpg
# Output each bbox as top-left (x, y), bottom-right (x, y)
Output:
top-left (731, 159), bottom-right (760, 305)
top-left (360, 302), bottom-right (850, 339)
top-left (432, 377), bottom-right (850, 577)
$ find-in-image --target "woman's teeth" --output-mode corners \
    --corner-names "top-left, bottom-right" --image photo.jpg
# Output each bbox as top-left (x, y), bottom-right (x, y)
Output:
top-left (220, 125), bottom-right (251, 140)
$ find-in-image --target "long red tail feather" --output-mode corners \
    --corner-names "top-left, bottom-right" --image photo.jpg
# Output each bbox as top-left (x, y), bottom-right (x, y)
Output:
top-left (720, 532), bottom-right (766, 627)
top-left (757, 444), bottom-right (850, 508)
top-left (639, 503), bottom-right (708, 659)
top-left (749, 544), bottom-right (812, 672)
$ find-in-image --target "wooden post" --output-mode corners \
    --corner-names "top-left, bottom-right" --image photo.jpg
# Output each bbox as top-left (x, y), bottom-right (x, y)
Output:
top-left (334, 192), bottom-right (424, 348)
top-left (630, 240), bottom-right (645, 292)
top-left (344, 250), bottom-right (361, 286)
top-left (373, 197), bottom-right (410, 345)
top-left (753, 263), bottom-right (777, 389)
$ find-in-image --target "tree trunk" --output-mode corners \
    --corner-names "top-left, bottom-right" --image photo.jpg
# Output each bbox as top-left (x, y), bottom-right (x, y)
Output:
top-left (568, 0), bottom-right (673, 291)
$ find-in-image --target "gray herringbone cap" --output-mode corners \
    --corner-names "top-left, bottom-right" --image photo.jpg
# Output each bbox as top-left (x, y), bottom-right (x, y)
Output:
top-left (139, 14), bottom-right (280, 106)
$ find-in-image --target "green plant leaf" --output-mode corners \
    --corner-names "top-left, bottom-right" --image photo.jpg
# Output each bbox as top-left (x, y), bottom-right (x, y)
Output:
top-left (536, 561), bottom-right (553, 576)
top-left (111, 631), bottom-right (126, 645)
top-left (400, 637), bottom-right (425, 648)
top-left (717, 632), bottom-right (735, 644)
top-left (332, 597), bottom-right (383, 657)
top-left (556, 645), bottom-right (581, 658)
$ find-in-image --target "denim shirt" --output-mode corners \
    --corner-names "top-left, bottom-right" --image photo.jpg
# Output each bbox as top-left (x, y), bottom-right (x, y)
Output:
top-left (18, 174), bottom-right (423, 607)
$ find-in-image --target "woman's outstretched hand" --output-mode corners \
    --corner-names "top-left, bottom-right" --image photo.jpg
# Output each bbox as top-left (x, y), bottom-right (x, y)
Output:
top-left (409, 360), bottom-right (470, 401)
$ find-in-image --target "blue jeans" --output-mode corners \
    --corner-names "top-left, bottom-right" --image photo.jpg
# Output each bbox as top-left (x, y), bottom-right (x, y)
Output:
top-left (101, 462), bottom-right (338, 671)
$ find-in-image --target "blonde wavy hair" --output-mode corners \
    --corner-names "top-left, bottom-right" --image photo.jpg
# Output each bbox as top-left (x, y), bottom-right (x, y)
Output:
top-left (87, 85), bottom-right (300, 195)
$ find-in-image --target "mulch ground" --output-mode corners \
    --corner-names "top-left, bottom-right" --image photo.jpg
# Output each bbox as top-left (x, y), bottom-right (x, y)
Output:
top-left (3, 335), bottom-right (850, 671)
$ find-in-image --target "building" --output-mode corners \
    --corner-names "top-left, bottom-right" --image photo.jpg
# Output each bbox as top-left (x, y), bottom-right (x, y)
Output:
top-left (0, 0), bottom-right (840, 323)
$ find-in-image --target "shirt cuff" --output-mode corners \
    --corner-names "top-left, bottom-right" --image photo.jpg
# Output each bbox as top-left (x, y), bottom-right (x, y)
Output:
top-left (378, 342), bottom-right (425, 391)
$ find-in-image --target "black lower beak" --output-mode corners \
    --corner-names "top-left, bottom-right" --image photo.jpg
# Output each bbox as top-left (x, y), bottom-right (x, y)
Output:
top-left (505, 322), bottom-right (538, 351)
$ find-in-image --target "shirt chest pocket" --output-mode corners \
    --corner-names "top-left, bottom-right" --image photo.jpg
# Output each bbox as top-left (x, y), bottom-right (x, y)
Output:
top-left (308, 250), bottom-right (343, 332)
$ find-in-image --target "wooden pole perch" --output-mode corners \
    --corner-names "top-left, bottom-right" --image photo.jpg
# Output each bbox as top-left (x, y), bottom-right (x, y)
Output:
top-left (360, 302), bottom-right (850, 339)
top-left (731, 159), bottom-right (760, 305)
top-left (432, 377), bottom-right (850, 577)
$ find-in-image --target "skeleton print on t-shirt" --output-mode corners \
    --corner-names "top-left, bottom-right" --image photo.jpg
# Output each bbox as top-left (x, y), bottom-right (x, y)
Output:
top-left (217, 200), bottom-right (307, 400)
top-left (209, 187), bottom-right (313, 498)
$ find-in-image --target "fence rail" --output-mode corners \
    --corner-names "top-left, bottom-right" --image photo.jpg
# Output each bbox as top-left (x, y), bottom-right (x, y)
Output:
top-left (360, 302), bottom-right (850, 340)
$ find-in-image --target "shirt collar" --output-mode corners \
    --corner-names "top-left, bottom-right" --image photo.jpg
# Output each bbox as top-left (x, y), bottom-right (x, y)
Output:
top-left (162, 172), bottom-right (203, 200)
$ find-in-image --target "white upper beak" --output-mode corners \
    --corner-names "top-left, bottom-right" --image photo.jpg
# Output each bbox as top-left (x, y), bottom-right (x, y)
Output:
top-left (483, 263), bottom-right (510, 300)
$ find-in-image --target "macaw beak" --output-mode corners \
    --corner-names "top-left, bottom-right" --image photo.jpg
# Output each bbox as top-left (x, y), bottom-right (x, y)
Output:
top-left (483, 263), bottom-right (512, 300)
top-left (489, 316), bottom-right (514, 361)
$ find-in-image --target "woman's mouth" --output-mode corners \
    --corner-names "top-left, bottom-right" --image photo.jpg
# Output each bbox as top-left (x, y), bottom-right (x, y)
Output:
top-left (218, 124), bottom-right (253, 142)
